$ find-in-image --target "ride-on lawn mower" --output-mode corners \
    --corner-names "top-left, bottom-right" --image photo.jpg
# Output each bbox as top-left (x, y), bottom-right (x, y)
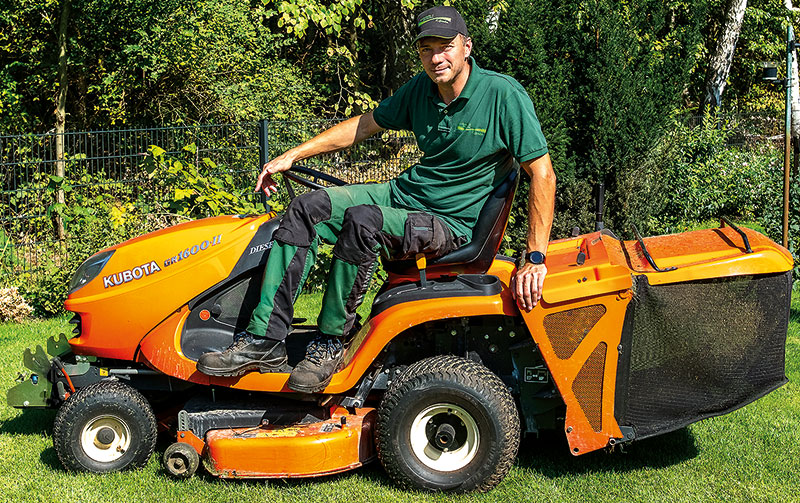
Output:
top-left (7, 163), bottom-right (793, 493)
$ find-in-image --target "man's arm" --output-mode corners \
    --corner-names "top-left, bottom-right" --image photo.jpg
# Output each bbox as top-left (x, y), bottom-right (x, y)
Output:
top-left (514, 152), bottom-right (556, 311)
top-left (256, 112), bottom-right (384, 195)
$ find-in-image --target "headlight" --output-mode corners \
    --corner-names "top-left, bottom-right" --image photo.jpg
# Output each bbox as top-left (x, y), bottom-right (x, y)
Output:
top-left (69, 250), bottom-right (115, 294)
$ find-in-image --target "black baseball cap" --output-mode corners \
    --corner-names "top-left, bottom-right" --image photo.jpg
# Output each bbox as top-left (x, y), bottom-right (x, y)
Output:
top-left (414, 6), bottom-right (469, 43)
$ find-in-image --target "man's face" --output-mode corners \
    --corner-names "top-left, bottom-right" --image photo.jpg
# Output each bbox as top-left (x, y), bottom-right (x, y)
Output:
top-left (417, 35), bottom-right (473, 87)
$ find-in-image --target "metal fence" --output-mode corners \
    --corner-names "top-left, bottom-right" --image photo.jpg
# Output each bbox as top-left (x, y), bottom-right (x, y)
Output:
top-left (0, 120), bottom-right (419, 285)
top-left (0, 113), bottom-right (782, 286)
top-left (682, 112), bottom-right (783, 148)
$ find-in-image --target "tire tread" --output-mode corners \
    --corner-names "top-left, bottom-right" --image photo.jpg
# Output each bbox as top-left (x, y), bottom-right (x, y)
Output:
top-left (376, 355), bottom-right (520, 493)
top-left (53, 380), bottom-right (157, 473)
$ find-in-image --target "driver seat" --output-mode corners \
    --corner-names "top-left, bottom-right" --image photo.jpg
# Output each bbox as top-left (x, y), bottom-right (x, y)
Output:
top-left (385, 158), bottom-right (520, 282)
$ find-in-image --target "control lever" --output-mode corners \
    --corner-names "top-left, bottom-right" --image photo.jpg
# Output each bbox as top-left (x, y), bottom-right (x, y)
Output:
top-left (415, 253), bottom-right (428, 288)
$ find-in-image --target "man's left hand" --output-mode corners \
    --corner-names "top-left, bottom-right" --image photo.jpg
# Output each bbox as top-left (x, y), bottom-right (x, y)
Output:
top-left (513, 262), bottom-right (547, 312)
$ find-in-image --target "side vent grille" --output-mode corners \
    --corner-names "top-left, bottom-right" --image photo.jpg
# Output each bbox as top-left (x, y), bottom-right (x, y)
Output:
top-left (544, 305), bottom-right (606, 359)
top-left (572, 342), bottom-right (607, 432)
top-left (68, 313), bottom-right (82, 336)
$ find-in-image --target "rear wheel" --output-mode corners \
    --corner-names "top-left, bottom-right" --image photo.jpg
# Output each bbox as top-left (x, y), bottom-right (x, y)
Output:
top-left (53, 380), bottom-right (157, 473)
top-left (376, 355), bottom-right (520, 493)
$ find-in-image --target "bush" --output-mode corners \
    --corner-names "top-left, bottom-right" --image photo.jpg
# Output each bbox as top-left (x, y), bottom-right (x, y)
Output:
top-left (605, 116), bottom-right (780, 236)
top-left (1, 142), bottom-right (277, 316)
top-left (140, 144), bottom-right (271, 219)
top-left (12, 260), bottom-right (71, 318)
top-left (758, 171), bottom-right (800, 284)
top-left (0, 286), bottom-right (34, 322)
top-left (657, 120), bottom-right (777, 229)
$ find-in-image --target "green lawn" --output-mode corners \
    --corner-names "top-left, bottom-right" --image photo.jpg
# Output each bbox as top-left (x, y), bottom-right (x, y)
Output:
top-left (0, 292), bottom-right (798, 502)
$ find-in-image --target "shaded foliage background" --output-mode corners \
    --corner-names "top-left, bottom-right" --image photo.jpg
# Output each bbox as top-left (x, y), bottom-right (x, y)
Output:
top-left (1, 0), bottom-right (798, 313)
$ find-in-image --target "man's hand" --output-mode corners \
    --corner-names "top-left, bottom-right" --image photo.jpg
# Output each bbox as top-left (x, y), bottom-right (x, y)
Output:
top-left (513, 262), bottom-right (547, 312)
top-left (255, 153), bottom-right (295, 196)
top-left (253, 113), bottom-right (383, 197)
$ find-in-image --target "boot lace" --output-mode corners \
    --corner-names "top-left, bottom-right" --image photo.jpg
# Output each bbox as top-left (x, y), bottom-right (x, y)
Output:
top-left (224, 331), bottom-right (252, 352)
top-left (305, 336), bottom-right (343, 365)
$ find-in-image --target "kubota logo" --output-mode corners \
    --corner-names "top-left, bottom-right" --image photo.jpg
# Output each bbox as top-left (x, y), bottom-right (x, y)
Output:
top-left (103, 261), bottom-right (161, 288)
top-left (101, 234), bottom-right (223, 289)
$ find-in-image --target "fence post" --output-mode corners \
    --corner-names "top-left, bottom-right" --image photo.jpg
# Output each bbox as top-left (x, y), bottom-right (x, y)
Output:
top-left (258, 119), bottom-right (269, 207)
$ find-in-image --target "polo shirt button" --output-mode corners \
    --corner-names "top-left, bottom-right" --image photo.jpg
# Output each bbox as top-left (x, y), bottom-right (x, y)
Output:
top-left (443, 109), bottom-right (448, 114)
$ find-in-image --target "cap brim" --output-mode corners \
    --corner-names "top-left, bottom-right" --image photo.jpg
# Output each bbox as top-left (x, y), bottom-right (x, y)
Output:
top-left (413, 29), bottom-right (461, 43)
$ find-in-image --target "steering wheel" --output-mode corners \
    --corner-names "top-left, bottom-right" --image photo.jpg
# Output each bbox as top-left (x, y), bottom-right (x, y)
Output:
top-left (282, 164), bottom-right (348, 192)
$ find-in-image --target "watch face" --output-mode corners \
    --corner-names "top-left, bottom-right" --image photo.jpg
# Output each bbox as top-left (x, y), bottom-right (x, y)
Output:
top-left (527, 251), bottom-right (545, 264)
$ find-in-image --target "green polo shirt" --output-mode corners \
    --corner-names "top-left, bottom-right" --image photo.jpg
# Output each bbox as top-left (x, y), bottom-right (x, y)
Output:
top-left (372, 58), bottom-right (548, 241)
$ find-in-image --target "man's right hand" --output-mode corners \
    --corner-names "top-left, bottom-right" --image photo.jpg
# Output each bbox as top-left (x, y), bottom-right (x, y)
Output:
top-left (254, 113), bottom-right (382, 196)
top-left (255, 153), bottom-right (295, 196)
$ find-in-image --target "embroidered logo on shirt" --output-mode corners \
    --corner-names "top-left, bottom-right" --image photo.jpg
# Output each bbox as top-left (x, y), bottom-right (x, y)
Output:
top-left (457, 123), bottom-right (487, 136)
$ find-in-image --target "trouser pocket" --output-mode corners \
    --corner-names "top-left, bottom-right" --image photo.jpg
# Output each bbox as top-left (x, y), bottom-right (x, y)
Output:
top-left (399, 212), bottom-right (458, 260)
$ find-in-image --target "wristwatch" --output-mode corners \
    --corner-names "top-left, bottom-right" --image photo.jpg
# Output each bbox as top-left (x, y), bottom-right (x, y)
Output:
top-left (525, 250), bottom-right (546, 265)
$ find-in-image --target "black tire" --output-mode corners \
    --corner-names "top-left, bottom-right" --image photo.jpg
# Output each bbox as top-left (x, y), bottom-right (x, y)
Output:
top-left (163, 442), bottom-right (200, 478)
top-left (52, 380), bottom-right (157, 473)
top-left (376, 355), bottom-right (520, 493)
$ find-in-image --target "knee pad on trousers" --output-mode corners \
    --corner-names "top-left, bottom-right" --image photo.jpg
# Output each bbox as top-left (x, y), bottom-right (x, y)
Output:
top-left (272, 190), bottom-right (332, 246)
top-left (333, 205), bottom-right (384, 264)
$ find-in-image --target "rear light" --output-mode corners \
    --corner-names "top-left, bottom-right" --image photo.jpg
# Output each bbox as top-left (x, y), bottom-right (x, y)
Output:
top-left (68, 250), bottom-right (114, 294)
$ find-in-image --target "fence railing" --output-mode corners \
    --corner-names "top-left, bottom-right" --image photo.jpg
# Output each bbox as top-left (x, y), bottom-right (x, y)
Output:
top-left (1, 122), bottom-right (260, 225)
top-left (0, 113), bottom-right (781, 287)
top-left (682, 112), bottom-right (783, 148)
top-left (0, 120), bottom-right (420, 285)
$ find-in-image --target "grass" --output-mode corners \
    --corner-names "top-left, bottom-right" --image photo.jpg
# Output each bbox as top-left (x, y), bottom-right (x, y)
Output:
top-left (0, 292), bottom-right (798, 502)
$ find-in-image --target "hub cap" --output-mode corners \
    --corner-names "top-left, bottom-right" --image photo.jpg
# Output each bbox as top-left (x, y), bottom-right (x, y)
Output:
top-left (409, 403), bottom-right (479, 471)
top-left (80, 415), bottom-right (131, 463)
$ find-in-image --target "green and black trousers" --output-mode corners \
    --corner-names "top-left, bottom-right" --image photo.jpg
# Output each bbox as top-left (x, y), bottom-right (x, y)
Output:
top-left (246, 183), bottom-right (463, 340)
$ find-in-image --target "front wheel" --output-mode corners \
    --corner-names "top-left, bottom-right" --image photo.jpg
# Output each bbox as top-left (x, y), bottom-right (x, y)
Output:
top-left (376, 355), bottom-right (520, 493)
top-left (163, 442), bottom-right (200, 478)
top-left (53, 380), bottom-right (157, 473)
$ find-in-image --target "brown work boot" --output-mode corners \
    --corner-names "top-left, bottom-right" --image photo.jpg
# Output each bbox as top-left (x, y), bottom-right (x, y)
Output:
top-left (287, 336), bottom-right (344, 393)
top-left (196, 331), bottom-right (288, 377)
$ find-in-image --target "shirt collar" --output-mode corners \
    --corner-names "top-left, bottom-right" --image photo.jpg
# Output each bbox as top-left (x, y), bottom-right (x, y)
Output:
top-left (456, 57), bottom-right (481, 101)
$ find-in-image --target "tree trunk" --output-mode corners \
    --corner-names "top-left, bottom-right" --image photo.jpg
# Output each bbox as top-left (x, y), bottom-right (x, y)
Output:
top-left (703, 0), bottom-right (748, 110)
top-left (54, 0), bottom-right (70, 241)
top-left (786, 1), bottom-right (800, 140)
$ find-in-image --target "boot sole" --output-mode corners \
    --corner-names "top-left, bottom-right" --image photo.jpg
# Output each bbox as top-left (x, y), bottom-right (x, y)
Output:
top-left (286, 374), bottom-right (334, 393)
top-left (196, 358), bottom-right (290, 377)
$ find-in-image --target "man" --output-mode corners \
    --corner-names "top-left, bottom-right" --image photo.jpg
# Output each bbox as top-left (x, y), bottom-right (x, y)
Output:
top-left (196, 5), bottom-right (556, 393)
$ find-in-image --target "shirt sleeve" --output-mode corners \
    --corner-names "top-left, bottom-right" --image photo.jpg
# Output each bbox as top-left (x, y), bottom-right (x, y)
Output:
top-left (500, 84), bottom-right (548, 163)
top-left (372, 76), bottom-right (416, 131)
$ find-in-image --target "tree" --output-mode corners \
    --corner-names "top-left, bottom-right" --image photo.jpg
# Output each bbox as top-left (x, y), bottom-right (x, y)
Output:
top-left (54, 0), bottom-right (70, 240)
top-left (0, 0), bottom-right (63, 133)
top-left (785, 0), bottom-right (800, 140)
top-left (479, 0), bottom-right (708, 238)
top-left (700, 0), bottom-right (792, 114)
top-left (106, 0), bottom-right (320, 124)
top-left (703, 0), bottom-right (748, 109)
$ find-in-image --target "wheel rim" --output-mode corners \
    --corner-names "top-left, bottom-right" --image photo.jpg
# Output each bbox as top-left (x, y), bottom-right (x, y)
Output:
top-left (167, 453), bottom-right (189, 475)
top-left (80, 415), bottom-right (132, 463)
top-left (409, 403), bottom-right (480, 472)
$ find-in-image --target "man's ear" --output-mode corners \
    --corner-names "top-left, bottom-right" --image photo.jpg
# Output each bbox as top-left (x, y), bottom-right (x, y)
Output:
top-left (463, 36), bottom-right (473, 59)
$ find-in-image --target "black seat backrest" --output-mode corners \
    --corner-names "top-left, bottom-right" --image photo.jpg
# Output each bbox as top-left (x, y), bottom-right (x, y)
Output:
top-left (386, 158), bottom-right (520, 276)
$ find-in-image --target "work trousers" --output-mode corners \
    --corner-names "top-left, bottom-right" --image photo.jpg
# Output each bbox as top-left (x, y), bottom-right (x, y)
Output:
top-left (246, 183), bottom-right (462, 340)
